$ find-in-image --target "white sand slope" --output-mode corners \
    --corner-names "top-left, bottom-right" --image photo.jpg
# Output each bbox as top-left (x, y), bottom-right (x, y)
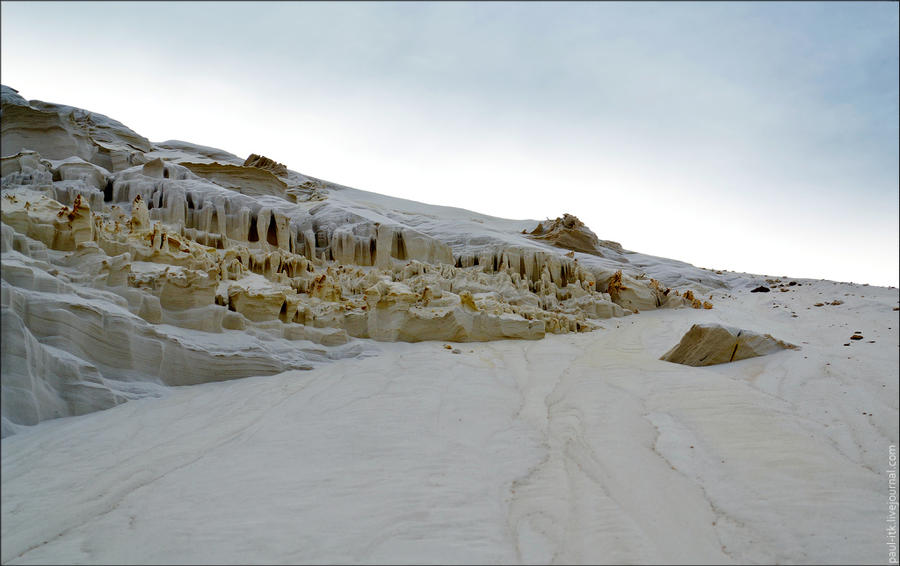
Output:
top-left (2, 279), bottom-right (896, 564)
top-left (1, 84), bottom-right (897, 564)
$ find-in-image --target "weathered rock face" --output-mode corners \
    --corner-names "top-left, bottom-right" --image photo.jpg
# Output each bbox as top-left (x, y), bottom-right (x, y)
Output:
top-left (243, 153), bottom-right (289, 177)
top-left (1, 186), bottom-right (623, 341)
top-left (1, 85), bottom-right (713, 433)
top-left (179, 161), bottom-right (291, 199)
top-left (661, 323), bottom-right (796, 367)
top-left (1, 85), bottom-right (150, 172)
top-left (527, 213), bottom-right (623, 256)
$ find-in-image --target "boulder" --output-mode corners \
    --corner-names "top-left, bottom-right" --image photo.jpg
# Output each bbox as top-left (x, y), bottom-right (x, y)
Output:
top-left (661, 323), bottom-right (796, 366)
top-left (527, 213), bottom-right (622, 256)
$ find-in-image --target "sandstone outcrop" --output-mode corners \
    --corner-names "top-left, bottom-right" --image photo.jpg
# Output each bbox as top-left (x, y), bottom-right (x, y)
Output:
top-left (1, 85), bottom-right (150, 172)
top-left (528, 213), bottom-right (623, 256)
top-left (1, 85), bottom-right (714, 432)
top-left (179, 161), bottom-right (290, 199)
top-left (244, 153), bottom-right (289, 177)
top-left (661, 323), bottom-right (796, 366)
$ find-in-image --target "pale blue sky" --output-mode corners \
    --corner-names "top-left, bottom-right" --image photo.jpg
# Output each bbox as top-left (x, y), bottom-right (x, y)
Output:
top-left (2, 1), bottom-right (898, 285)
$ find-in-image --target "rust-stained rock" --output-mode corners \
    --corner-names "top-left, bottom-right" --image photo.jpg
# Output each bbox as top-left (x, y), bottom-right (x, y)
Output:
top-left (527, 213), bottom-right (622, 256)
top-left (243, 153), bottom-right (289, 177)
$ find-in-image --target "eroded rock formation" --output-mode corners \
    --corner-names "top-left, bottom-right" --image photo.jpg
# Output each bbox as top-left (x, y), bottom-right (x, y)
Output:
top-left (1, 85), bottom-right (713, 433)
top-left (527, 213), bottom-right (623, 256)
top-left (660, 323), bottom-right (796, 366)
top-left (1, 85), bottom-right (150, 172)
top-left (244, 153), bottom-right (289, 177)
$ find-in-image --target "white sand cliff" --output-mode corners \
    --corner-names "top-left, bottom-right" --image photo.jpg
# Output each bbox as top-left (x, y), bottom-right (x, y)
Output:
top-left (1, 85), bottom-right (897, 564)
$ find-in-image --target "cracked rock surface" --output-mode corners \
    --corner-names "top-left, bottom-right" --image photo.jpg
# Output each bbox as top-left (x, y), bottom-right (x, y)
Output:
top-left (660, 323), bottom-right (796, 367)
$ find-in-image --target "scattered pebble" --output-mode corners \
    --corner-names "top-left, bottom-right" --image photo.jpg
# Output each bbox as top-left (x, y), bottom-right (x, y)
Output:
top-left (751, 286), bottom-right (770, 293)
top-left (850, 334), bottom-right (864, 340)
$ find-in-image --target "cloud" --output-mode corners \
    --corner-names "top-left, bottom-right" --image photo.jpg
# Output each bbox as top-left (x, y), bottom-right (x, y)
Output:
top-left (2, 1), bottom-right (897, 284)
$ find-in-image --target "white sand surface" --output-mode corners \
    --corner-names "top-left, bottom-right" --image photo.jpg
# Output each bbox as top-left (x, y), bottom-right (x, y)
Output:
top-left (2, 84), bottom-right (897, 564)
top-left (2, 279), bottom-right (896, 564)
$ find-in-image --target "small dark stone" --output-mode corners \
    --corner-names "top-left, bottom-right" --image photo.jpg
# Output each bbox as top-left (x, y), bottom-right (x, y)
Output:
top-left (751, 286), bottom-right (770, 293)
top-left (850, 334), bottom-right (864, 340)
top-left (788, 281), bottom-right (798, 286)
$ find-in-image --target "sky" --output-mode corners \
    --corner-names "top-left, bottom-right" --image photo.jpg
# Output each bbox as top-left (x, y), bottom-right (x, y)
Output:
top-left (2, 2), bottom-right (898, 286)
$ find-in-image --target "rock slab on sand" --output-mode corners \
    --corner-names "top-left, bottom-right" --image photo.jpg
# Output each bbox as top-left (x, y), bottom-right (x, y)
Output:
top-left (661, 322), bottom-right (796, 366)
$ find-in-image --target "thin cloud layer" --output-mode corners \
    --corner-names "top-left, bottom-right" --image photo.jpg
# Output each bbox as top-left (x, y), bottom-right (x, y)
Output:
top-left (2, 1), bottom-right (897, 285)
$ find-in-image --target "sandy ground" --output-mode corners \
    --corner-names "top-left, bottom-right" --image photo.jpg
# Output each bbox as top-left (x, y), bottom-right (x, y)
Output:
top-left (1, 279), bottom-right (897, 564)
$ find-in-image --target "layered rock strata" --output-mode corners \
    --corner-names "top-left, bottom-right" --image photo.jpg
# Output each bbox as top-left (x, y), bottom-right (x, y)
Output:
top-left (1, 84), bottom-right (712, 432)
top-left (527, 213), bottom-right (624, 256)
